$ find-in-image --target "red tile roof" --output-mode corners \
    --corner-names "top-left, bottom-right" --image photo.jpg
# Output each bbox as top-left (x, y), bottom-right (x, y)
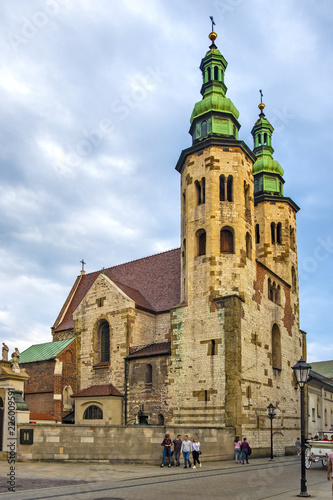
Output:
top-left (72, 383), bottom-right (123, 398)
top-left (53, 248), bottom-right (181, 332)
top-left (127, 341), bottom-right (171, 359)
top-left (30, 413), bottom-right (57, 421)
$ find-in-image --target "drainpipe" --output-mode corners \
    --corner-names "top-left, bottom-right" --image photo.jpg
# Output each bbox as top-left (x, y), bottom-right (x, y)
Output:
top-left (124, 357), bottom-right (128, 425)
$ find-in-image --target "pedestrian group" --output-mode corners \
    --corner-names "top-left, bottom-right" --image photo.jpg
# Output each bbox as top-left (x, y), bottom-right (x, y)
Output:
top-left (160, 434), bottom-right (202, 469)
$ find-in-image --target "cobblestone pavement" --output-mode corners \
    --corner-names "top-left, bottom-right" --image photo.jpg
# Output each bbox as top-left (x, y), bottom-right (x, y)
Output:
top-left (0, 456), bottom-right (331, 499)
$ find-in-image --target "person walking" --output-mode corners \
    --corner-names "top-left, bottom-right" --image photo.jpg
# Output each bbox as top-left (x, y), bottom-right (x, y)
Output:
top-left (240, 437), bottom-right (251, 464)
top-left (160, 433), bottom-right (172, 467)
top-left (181, 435), bottom-right (192, 468)
top-left (172, 434), bottom-right (182, 467)
top-left (191, 437), bottom-right (202, 469)
top-left (234, 435), bottom-right (242, 463)
top-left (295, 437), bottom-right (301, 456)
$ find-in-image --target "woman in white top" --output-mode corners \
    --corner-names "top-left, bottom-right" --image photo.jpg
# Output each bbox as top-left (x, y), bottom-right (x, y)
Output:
top-left (191, 437), bottom-right (202, 468)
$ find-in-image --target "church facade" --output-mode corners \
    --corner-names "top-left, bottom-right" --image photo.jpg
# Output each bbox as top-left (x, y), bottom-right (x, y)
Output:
top-left (52, 29), bottom-right (304, 448)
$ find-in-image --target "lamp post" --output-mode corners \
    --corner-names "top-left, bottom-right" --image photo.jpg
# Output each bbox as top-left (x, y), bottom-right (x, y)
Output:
top-left (267, 403), bottom-right (276, 460)
top-left (292, 358), bottom-right (312, 498)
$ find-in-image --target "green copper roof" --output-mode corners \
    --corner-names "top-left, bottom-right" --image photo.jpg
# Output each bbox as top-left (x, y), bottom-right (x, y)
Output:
top-left (189, 31), bottom-right (240, 143)
top-left (190, 94), bottom-right (239, 123)
top-left (252, 155), bottom-right (284, 176)
top-left (19, 337), bottom-right (75, 364)
top-left (310, 360), bottom-right (333, 379)
top-left (251, 101), bottom-right (285, 196)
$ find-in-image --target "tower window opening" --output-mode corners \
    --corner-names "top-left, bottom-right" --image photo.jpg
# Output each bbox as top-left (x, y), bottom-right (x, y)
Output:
top-left (227, 175), bottom-right (233, 202)
top-left (195, 178), bottom-right (205, 205)
top-left (197, 229), bottom-right (206, 256)
top-left (201, 120), bottom-right (207, 137)
top-left (277, 222), bottom-right (282, 244)
top-left (271, 222), bottom-right (276, 244)
top-left (290, 226), bottom-right (296, 251)
top-left (195, 180), bottom-right (201, 205)
top-left (291, 266), bottom-right (296, 293)
top-left (264, 132), bottom-right (268, 145)
top-left (255, 224), bottom-right (260, 244)
top-left (276, 285), bottom-right (281, 305)
top-left (246, 232), bottom-right (252, 260)
top-left (214, 65), bottom-right (219, 80)
top-left (207, 67), bottom-right (211, 81)
top-left (272, 323), bottom-right (282, 370)
top-left (244, 181), bottom-right (250, 210)
top-left (220, 228), bottom-right (234, 253)
top-left (219, 175), bottom-right (225, 201)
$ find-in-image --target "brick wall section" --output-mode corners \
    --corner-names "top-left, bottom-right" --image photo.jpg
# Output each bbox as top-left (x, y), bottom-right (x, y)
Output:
top-left (21, 339), bottom-right (77, 421)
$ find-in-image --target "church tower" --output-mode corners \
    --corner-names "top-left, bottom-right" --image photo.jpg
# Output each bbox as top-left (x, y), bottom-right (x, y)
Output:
top-left (176, 30), bottom-right (257, 308)
top-left (252, 99), bottom-right (299, 291)
top-left (169, 26), bottom-right (303, 448)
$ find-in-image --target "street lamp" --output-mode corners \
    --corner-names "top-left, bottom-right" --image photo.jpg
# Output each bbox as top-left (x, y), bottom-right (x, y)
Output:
top-left (292, 358), bottom-right (312, 498)
top-left (267, 403), bottom-right (276, 460)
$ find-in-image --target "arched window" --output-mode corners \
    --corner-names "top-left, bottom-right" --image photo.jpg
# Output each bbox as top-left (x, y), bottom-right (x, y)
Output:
top-left (246, 232), bottom-right (252, 259)
top-left (264, 133), bottom-right (268, 144)
top-left (100, 322), bottom-right (110, 362)
top-left (325, 408), bottom-right (328, 427)
top-left (214, 66), bottom-right (219, 80)
top-left (227, 175), bottom-right (233, 202)
top-left (145, 364), bottom-right (152, 385)
top-left (158, 413), bottom-right (165, 425)
top-left (272, 324), bottom-right (282, 370)
top-left (195, 180), bottom-right (201, 205)
top-left (202, 177), bottom-right (206, 204)
top-left (83, 405), bottom-right (103, 419)
top-left (197, 229), bottom-right (206, 256)
top-left (268, 278), bottom-right (273, 301)
top-left (207, 67), bottom-right (211, 81)
top-left (255, 224), bottom-right (260, 244)
top-left (201, 120), bottom-right (207, 137)
top-left (291, 266), bottom-right (296, 293)
top-left (277, 222), bottom-right (282, 244)
top-left (219, 175), bottom-right (225, 201)
top-left (271, 222), bottom-right (276, 244)
top-left (220, 228), bottom-right (234, 253)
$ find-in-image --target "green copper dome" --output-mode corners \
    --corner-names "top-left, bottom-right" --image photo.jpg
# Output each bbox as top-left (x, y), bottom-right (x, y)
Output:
top-left (252, 155), bottom-right (284, 176)
top-left (190, 93), bottom-right (239, 123)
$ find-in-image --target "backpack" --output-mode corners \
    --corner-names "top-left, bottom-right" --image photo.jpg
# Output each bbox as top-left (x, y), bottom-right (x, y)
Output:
top-left (248, 446), bottom-right (252, 456)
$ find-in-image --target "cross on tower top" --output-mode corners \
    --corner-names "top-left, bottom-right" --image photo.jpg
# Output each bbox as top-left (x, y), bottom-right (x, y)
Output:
top-left (209, 16), bottom-right (216, 32)
top-left (80, 259), bottom-right (86, 271)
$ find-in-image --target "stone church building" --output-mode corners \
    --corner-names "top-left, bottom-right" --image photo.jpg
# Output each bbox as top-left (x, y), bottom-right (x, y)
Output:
top-left (50, 29), bottom-right (304, 447)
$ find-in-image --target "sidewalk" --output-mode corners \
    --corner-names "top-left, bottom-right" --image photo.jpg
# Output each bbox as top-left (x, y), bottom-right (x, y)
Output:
top-left (0, 455), bottom-right (331, 499)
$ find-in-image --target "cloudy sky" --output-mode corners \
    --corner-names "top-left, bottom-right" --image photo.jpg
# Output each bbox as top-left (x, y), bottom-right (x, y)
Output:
top-left (0, 0), bottom-right (332, 362)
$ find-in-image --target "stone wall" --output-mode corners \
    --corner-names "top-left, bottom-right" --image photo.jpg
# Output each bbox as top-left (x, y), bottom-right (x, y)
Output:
top-left (15, 424), bottom-right (235, 463)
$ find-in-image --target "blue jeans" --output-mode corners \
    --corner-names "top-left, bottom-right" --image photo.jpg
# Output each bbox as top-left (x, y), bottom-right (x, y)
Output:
top-left (235, 448), bottom-right (241, 461)
top-left (183, 451), bottom-right (191, 467)
top-left (162, 447), bottom-right (171, 465)
top-left (242, 449), bottom-right (249, 463)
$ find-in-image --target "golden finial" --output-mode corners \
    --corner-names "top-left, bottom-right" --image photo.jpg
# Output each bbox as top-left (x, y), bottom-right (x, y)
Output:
top-left (258, 89), bottom-right (265, 116)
